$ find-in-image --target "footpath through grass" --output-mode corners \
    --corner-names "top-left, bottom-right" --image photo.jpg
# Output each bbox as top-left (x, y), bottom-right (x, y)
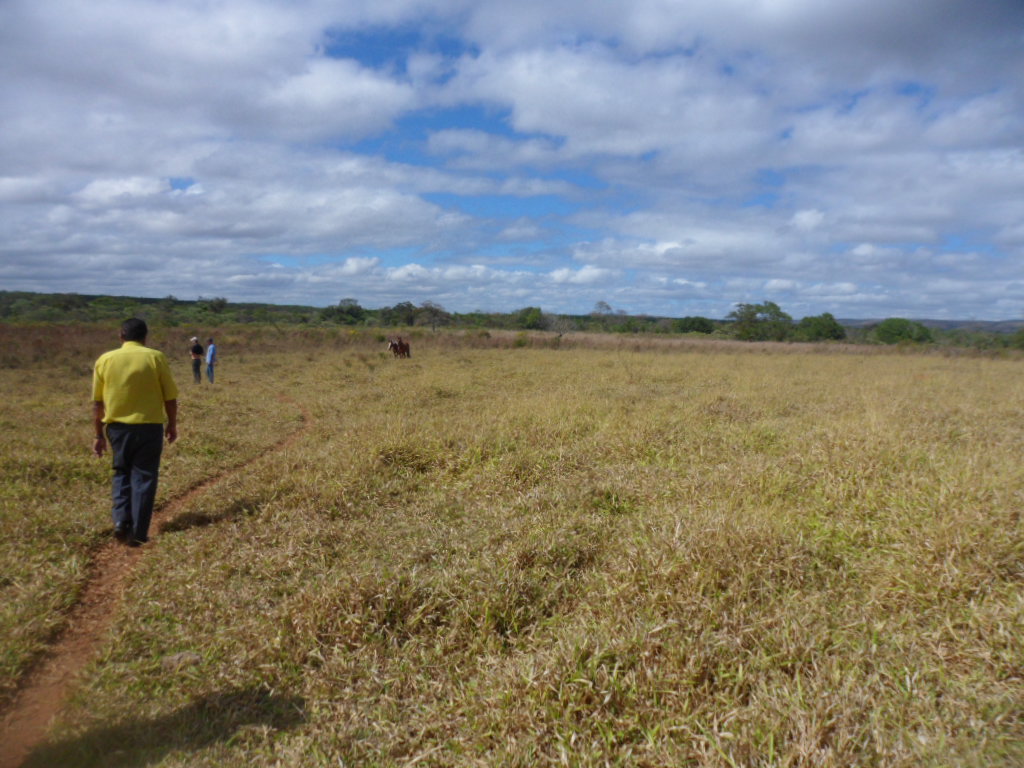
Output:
top-left (0, 327), bottom-right (299, 708)
top-left (2, 330), bottom-right (1023, 766)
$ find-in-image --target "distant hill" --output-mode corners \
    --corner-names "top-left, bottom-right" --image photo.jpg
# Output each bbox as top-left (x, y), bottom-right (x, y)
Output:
top-left (839, 318), bottom-right (1024, 333)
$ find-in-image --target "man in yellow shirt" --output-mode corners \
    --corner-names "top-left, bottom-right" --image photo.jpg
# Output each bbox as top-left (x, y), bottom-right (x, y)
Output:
top-left (92, 318), bottom-right (178, 546)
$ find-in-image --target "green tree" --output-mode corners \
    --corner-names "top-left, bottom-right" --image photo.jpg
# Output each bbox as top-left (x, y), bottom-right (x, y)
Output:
top-left (53, 293), bottom-right (90, 312)
top-left (201, 296), bottom-right (229, 314)
top-left (514, 306), bottom-right (545, 330)
top-left (321, 298), bottom-right (366, 324)
top-left (672, 316), bottom-right (715, 334)
top-left (417, 301), bottom-right (451, 332)
top-left (89, 296), bottom-right (136, 319)
top-left (873, 318), bottom-right (933, 344)
top-left (726, 301), bottom-right (793, 341)
top-left (794, 312), bottom-right (846, 341)
top-left (155, 295), bottom-right (180, 326)
top-left (380, 301), bottom-right (417, 326)
top-left (1010, 328), bottom-right (1024, 350)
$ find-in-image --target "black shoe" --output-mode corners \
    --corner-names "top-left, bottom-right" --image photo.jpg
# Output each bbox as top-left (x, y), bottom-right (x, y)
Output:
top-left (114, 524), bottom-right (130, 542)
top-left (127, 538), bottom-right (144, 547)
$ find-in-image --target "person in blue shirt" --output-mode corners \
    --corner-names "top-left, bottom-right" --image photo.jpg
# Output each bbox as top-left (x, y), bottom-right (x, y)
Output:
top-left (205, 337), bottom-right (217, 383)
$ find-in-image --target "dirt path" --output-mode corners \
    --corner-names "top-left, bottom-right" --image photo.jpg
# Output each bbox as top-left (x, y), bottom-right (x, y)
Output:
top-left (0, 397), bottom-right (309, 768)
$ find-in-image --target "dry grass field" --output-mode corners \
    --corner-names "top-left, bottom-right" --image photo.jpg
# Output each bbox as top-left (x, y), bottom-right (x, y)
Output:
top-left (1, 324), bottom-right (1022, 766)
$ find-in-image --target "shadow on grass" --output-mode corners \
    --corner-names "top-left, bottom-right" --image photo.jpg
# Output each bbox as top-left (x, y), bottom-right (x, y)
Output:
top-left (23, 687), bottom-right (306, 767)
top-left (160, 495), bottom-right (265, 534)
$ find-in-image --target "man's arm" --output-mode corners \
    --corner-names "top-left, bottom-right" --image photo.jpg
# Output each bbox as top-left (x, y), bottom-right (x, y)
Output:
top-left (165, 399), bottom-right (177, 444)
top-left (92, 401), bottom-right (106, 457)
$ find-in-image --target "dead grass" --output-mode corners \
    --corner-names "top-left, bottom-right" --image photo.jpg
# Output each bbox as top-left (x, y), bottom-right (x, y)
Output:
top-left (3, 329), bottom-right (1022, 766)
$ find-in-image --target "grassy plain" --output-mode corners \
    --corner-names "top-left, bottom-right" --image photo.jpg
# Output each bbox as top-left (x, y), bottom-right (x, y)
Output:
top-left (2, 324), bottom-right (1022, 766)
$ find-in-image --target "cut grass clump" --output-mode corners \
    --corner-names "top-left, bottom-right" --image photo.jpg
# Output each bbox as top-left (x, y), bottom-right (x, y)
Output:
top-left (284, 523), bottom-right (605, 659)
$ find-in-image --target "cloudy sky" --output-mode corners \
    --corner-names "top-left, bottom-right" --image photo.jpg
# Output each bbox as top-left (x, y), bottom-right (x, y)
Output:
top-left (2, 0), bottom-right (1022, 319)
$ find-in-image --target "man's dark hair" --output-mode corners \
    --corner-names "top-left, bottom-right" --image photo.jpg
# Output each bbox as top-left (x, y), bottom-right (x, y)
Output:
top-left (121, 318), bottom-right (148, 342)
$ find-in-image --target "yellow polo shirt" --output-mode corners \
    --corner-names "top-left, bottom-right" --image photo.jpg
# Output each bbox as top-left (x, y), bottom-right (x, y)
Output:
top-left (92, 341), bottom-right (179, 424)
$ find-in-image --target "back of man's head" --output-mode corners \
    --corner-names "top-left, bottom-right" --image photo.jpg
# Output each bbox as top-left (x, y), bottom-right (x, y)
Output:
top-left (121, 318), bottom-right (148, 342)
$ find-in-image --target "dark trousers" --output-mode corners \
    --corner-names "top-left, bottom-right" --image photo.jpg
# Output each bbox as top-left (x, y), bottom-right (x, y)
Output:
top-left (192, 358), bottom-right (202, 383)
top-left (107, 423), bottom-right (164, 542)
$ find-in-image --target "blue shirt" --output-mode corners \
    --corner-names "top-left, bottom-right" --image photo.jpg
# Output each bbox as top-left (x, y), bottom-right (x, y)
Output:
top-left (206, 343), bottom-right (217, 364)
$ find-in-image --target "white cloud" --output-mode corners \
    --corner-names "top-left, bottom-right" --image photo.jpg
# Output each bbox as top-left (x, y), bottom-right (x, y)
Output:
top-left (388, 264), bottom-right (431, 282)
top-left (550, 265), bottom-right (617, 284)
top-left (765, 279), bottom-right (797, 292)
top-left (336, 256), bottom-right (380, 276)
top-left (0, 176), bottom-right (61, 203)
top-left (498, 219), bottom-right (545, 241)
top-left (806, 282), bottom-right (858, 296)
top-left (1, 0), bottom-right (1022, 319)
top-left (427, 130), bottom-right (565, 170)
top-left (671, 278), bottom-right (707, 290)
top-left (260, 58), bottom-right (417, 140)
top-left (791, 209), bottom-right (825, 232)
top-left (450, 45), bottom-right (772, 168)
top-left (74, 177), bottom-right (168, 207)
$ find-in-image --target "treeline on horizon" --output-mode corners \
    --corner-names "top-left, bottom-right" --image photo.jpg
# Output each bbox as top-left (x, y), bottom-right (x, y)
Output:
top-left (3, 290), bottom-right (1024, 350)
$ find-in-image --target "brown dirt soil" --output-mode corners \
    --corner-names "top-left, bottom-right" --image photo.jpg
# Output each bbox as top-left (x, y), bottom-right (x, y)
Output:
top-left (0, 396), bottom-right (309, 768)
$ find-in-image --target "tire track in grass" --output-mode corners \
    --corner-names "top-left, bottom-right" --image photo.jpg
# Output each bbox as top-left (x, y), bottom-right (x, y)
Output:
top-left (0, 395), bottom-right (310, 768)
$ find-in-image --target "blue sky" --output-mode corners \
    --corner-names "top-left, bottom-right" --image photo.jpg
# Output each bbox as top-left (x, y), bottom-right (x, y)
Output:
top-left (1, 0), bottom-right (1022, 319)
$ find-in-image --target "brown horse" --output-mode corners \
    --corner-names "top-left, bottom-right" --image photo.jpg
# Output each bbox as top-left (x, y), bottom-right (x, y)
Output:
top-left (387, 337), bottom-right (411, 358)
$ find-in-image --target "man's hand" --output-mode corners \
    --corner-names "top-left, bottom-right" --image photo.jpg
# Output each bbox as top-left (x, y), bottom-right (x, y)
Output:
top-left (92, 401), bottom-right (106, 458)
top-left (165, 400), bottom-right (178, 445)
